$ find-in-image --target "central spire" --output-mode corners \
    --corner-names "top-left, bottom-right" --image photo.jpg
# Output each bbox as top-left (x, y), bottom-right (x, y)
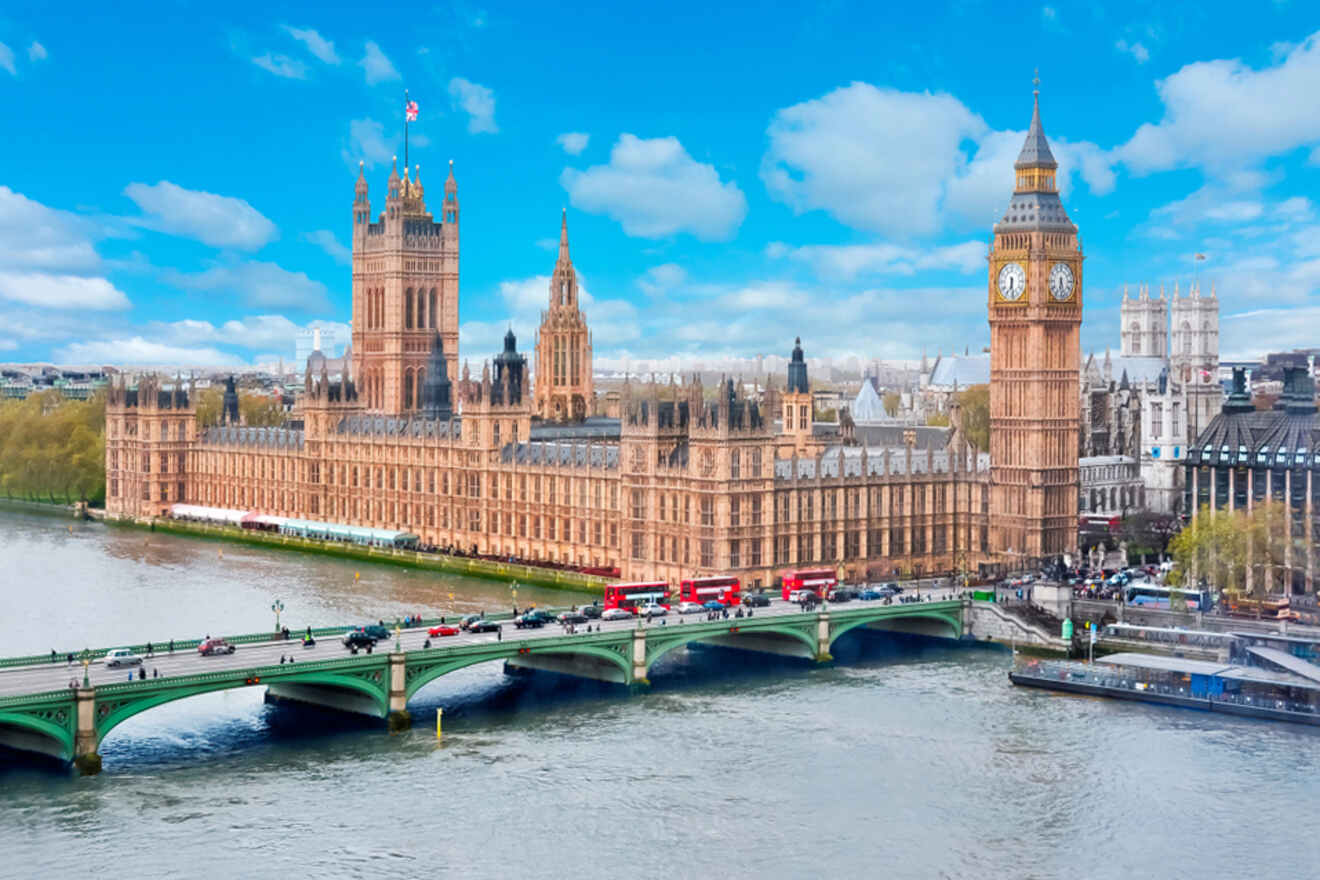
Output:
top-left (1015, 86), bottom-right (1057, 171)
top-left (558, 207), bottom-right (571, 263)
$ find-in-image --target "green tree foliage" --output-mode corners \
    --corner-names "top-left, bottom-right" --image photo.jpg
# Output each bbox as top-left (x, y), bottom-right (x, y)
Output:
top-left (195, 387), bottom-right (284, 428)
top-left (194, 387), bottom-right (223, 427)
top-left (1121, 511), bottom-right (1178, 559)
top-left (0, 390), bottom-right (106, 504)
top-left (924, 385), bottom-right (989, 451)
top-left (882, 391), bottom-right (900, 417)
top-left (240, 392), bottom-right (285, 427)
top-left (1168, 501), bottom-right (1298, 598)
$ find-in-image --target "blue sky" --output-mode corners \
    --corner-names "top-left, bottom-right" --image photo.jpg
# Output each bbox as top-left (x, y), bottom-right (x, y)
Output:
top-left (2, 1), bottom-right (1319, 369)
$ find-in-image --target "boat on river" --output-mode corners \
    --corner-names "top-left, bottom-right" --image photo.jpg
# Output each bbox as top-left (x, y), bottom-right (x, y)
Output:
top-left (1009, 652), bottom-right (1320, 726)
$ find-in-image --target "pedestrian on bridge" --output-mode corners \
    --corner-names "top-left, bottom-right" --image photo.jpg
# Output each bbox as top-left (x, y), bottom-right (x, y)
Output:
top-left (168, 639), bottom-right (174, 653)
top-left (147, 642), bottom-right (153, 657)
top-left (51, 649), bottom-right (56, 663)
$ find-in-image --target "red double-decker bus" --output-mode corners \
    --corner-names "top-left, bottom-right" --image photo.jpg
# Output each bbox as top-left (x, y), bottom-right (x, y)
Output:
top-left (603, 581), bottom-right (671, 612)
top-left (679, 575), bottom-right (741, 606)
top-left (780, 568), bottom-right (837, 601)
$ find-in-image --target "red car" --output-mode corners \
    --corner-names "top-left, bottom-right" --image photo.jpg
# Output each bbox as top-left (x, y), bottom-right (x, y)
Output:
top-left (198, 637), bottom-right (236, 656)
top-left (428, 625), bottom-right (460, 637)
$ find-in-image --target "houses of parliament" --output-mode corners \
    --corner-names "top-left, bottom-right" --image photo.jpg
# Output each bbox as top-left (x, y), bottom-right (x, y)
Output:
top-left (105, 91), bottom-right (1083, 585)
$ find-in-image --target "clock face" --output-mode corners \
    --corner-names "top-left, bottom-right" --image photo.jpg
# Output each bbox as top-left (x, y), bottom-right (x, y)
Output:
top-left (1048, 262), bottom-right (1075, 301)
top-left (997, 262), bottom-right (1026, 301)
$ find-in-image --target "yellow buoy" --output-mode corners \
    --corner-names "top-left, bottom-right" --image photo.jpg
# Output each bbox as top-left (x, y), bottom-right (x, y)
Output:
top-left (435, 707), bottom-right (443, 738)
top-left (355, 571), bottom-right (360, 580)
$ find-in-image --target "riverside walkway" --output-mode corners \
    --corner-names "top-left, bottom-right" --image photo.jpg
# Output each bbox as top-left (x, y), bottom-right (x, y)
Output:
top-left (0, 598), bottom-right (967, 773)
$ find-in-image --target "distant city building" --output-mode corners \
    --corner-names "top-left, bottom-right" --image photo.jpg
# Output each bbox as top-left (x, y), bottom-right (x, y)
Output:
top-left (295, 327), bottom-right (339, 370)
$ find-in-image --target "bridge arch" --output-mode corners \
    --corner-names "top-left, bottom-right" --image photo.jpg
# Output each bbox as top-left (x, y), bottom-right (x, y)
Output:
top-left (643, 623), bottom-right (819, 677)
top-left (0, 709), bottom-right (74, 761)
top-left (405, 643), bottom-right (633, 700)
top-left (96, 672), bottom-right (390, 743)
top-left (829, 609), bottom-right (962, 648)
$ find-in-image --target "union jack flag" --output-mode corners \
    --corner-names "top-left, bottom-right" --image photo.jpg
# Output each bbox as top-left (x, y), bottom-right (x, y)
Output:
top-left (405, 100), bottom-right (419, 122)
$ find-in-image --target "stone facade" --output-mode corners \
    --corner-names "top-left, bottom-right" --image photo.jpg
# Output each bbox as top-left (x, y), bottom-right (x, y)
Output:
top-left (106, 152), bottom-right (1020, 586)
top-left (533, 212), bottom-right (594, 422)
top-left (987, 89), bottom-right (1083, 561)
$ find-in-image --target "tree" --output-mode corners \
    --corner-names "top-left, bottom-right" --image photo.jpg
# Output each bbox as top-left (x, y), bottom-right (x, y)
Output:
top-left (239, 392), bottom-right (285, 427)
top-left (882, 391), bottom-right (900, 417)
top-left (1120, 511), bottom-right (1178, 560)
top-left (955, 385), bottom-right (990, 452)
top-left (1168, 500), bottom-right (1299, 598)
top-left (194, 387), bottom-right (223, 427)
top-left (0, 389), bottom-right (106, 504)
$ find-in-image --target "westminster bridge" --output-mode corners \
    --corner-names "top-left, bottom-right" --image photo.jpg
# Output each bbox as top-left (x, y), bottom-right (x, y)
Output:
top-left (0, 598), bottom-right (1007, 774)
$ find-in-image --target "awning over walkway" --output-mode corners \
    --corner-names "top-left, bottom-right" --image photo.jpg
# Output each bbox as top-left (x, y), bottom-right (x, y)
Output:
top-left (1245, 646), bottom-right (1320, 685)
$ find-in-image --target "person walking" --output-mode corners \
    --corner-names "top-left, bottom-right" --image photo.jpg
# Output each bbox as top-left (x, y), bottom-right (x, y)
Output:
top-left (497, 627), bottom-right (502, 642)
top-left (146, 641), bottom-right (153, 657)
top-left (168, 639), bottom-right (174, 653)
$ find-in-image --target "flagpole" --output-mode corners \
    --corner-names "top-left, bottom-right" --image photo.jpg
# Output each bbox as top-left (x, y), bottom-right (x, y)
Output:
top-left (404, 88), bottom-right (410, 173)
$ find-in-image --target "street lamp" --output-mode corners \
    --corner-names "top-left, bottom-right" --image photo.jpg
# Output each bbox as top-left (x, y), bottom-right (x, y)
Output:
top-left (395, 618), bottom-right (402, 652)
top-left (272, 599), bottom-right (285, 632)
top-left (81, 648), bottom-right (91, 687)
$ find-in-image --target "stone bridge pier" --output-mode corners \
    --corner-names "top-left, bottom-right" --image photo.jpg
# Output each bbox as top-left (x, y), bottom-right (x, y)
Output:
top-left (73, 688), bottom-right (101, 775)
top-left (387, 653), bottom-right (410, 732)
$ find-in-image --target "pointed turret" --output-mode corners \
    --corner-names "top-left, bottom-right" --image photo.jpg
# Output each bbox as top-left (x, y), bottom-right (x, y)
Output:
top-left (1014, 87), bottom-right (1057, 170)
top-left (558, 207), bottom-right (571, 263)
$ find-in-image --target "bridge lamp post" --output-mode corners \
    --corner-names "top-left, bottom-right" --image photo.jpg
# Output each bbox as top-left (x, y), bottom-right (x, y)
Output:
top-left (272, 599), bottom-right (285, 633)
top-left (81, 648), bottom-right (91, 687)
top-left (395, 619), bottom-right (402, 653)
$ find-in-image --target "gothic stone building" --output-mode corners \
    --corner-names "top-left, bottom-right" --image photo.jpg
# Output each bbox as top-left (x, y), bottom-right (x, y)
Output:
top-left (107, 91), bottom-right (1082, 583)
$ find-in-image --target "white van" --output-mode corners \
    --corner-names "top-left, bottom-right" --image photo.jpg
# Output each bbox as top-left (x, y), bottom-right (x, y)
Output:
top-left (104, 648), bottom-right (142, 668)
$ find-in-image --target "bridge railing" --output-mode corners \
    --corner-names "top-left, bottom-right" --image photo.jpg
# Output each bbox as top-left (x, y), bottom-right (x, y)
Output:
top-left (0, 605), bottom-right (574, 670)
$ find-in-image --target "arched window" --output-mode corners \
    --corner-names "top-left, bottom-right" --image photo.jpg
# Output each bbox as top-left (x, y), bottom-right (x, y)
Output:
top-left (416, 369), bottom-right (425, 408)
top-left (403, 370), bottom-right (414, 411)
top-left (1181, 321), bottom-right (1192, 355)
top-left (416, 289), bottom-right (425, 330)
top-left (429, 289), bottom-right (437, 329)
top-left (1129, 322), bottom-right (1141, 354)
top-left (405, 288), bottom-right (414, 329)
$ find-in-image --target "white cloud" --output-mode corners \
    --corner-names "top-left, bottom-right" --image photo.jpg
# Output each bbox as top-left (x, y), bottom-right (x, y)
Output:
top-left (638, 263), bottom-right (687, 294)
top-left (164, 261), bottom-right (332, 312)
top-left (303, 229), bottom-right (351, 264)
top-left (1041, 6), bottom-right (1058, 24)
top-left (557, 132), bottom-right (590, 155)
top-left (346, 118), bottom-right (393, 168)
top-left (768, 240), bottom-right (985, 280)
top-left (1276, 196), bottom-right (1314, 222)
top-left (0, 271), bottom-right (130, 310)
top-left (123, 180), bottom-right (278, 250)
top-left (563, 134), bottom-right (747, 240)
top-left (27, 41), bottom-right (46, 62)
top-left (0, 42), bottom-right (15, 76)
top-left (360, 40), bottom-right (400, 85)
top-left (1222, 305), bottom-right (1320, 359)
top-left (282, 26), bottom-right (339, 64)
top-left (55, 337), bottom-right (241, 367)
top-left (763, 82), bottom-right (1114, 238)
top-left (1115, 39), bottom-right (1150, 64)
top-left (252, 52), bottom-right (307, 79)
top-left (0, 186), bottom-right (102, 271)
top-left (148, 315), bottom-right (351, 354)
top-left (1118, 32), bottom-right (1320, 173)
top-left (448, 77), bottom-right (499, 134)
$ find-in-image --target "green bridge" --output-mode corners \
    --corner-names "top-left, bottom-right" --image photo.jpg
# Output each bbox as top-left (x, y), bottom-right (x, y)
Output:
top-left (0, 600), bottom-right (966, 774)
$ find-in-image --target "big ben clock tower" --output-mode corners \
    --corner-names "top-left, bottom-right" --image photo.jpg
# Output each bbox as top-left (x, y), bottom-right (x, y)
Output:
top-left (988, 83), bottom-right (1082, 565)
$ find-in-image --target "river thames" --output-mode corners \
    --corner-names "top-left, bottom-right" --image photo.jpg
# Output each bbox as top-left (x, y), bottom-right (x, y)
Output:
top-left (0, 508), bottom-right (1317, 879)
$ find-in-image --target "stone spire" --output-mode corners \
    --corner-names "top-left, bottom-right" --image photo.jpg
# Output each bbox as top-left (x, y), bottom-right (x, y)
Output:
top-left (421, 332), bottom-right (453, 420)
top-left (558, 207), bottom-right (571, 263)
top-left (1015, 74), bottom-right (1057, 170)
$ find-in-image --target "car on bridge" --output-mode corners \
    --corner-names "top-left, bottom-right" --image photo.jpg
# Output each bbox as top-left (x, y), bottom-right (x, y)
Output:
top-left (558, 611), bottom-right (589, 625)
top-left (829, 588), bottom-right (856, 603)
top-left (468, 620), bottom-right (502, 634)
top-left (514, 610), bottom-right (554, 629)
top-left (859, 588), bottom-right (884, 601)
top-left (600, 607), bottom-right (634, 621)
top-left (342, 630), bottom-right (377, 649)
top-left (359, 625), bottom-right (392, 641)
top-left (198, 638), bottom-right (236, 656)
top-left (638, 603), bottom-right (667, 617)
top-left (677, 601), bottom-right (705, 615)
top-left (459, 614), bottom-right (485, 631)
top-left (428, 624), bottom-right (460, 637)
top-left (581, 604), bottom-right (602, 619)
top-left (104, 648), bottom-right (142, 668)
top-left (702, 600), bottom-right (725, 612)
top-left (742, 592), bottom-right (772, 607)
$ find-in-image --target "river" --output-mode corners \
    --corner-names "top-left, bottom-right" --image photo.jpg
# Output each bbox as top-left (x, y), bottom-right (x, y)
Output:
top-left (0, 507), bottom-right (1317, 879)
